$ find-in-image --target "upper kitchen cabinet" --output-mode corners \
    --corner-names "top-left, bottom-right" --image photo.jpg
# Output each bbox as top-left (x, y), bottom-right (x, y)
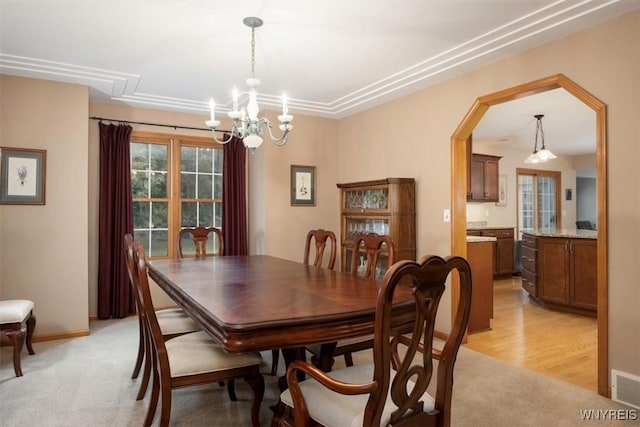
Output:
top-left (468, 153), bottom-right (501, 202)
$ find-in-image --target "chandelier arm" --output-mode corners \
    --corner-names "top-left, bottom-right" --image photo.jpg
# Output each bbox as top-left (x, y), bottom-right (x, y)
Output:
top-left (209, 131), bottom-right (233, 145)
top-left (263, 119), bottom-right (290, 145)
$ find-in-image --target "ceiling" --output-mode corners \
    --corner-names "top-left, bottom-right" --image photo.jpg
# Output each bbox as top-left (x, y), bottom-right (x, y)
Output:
top-left (1, 0), bottom-right (637, 153)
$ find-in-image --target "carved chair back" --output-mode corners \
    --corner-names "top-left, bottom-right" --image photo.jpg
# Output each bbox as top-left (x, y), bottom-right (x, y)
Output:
top-left (177, 227), bottom-right (224, 258)
top-left (349, 233), bottom-right (395, 279)
top-left (285, 255), bottom-right (473, 427)
top-left (303, 229), bottom-right (337, 270)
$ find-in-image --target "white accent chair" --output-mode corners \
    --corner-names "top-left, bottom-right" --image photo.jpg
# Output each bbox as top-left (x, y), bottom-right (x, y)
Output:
top-left (0, 299), bottom-right (36, 377)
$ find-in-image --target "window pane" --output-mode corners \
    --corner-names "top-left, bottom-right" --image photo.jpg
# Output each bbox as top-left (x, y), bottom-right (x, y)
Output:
top-left (131, 143), bottom-right (148, 170)
top-left (150, 230), bottom-right (168, 257)
top-left (131, 171), bottom-right (149, 198)
top-left (199, 202), bottom-right (213, 226)
top-left (149, 144), bottom-right (168, 172)
top-left (198, 174), bottom-right (213, 198)
top-left (198, 148), bottom-right (213, 172)
top-left (150, 172), bottom-right (167, 198)
top-left (181, 173), bottom-right (196, 198)
top-left (151, 202), bottom-right (168, 228)
top-left (214, 149), bottom-right (223, 172)
top-left (133, 201), bottom-right (150, 229)
top-left (214, 202), bottom-right (222, 228)
top-left (214, 175), bottom-right (223, 199)
top-left (134, 230), bottom-right (150, 255)
top-left (182, 202), bottom-right (198, 227)
top-left (181, 146), bottom-right (197, 172)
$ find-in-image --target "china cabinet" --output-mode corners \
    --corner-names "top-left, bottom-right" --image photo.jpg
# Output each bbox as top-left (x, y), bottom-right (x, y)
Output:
top-left (337, 178), bottom-right (416, 279)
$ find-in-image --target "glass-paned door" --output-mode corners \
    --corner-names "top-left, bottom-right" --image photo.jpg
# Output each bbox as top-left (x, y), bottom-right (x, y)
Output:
top-left (517, 169), bottom-right (561, 238)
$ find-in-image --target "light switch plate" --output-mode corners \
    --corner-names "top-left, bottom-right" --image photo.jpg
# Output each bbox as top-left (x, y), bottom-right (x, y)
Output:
top-left (443, 209), bottom-right (451, 222)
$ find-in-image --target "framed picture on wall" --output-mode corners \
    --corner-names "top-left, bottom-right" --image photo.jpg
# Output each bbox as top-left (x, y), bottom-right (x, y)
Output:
top-left (496, 174), bottom-right (507, 207)
top-left (0, 147), bottom-right (47, 205)
top-left (290, 165), bottom-right (316, 206)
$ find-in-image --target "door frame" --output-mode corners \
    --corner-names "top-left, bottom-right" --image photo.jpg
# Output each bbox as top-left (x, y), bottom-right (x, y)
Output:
top-left (450, 74), bottom-right (608, 396)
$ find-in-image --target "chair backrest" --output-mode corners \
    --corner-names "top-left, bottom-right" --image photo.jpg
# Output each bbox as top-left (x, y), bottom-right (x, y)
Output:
top-left (303, 229), bottom-right (337, 270)
top-left (124, 233), bottom-right (147, 316)
top-left (365, 255), bottom-right (472, 426)
top-left (130, 240), bottom-right (172, 374)
top-left (349, 233), bottom-right (395, 279)
top-left (177, 227), bottom-right (224, 258)
top-left (576, 220), bottom-right (594, 230)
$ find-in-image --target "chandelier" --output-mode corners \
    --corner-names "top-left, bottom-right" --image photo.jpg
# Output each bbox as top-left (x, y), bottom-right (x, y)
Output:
top-left (205, 17), bottom-right (293, 154)
top-left (524, 114), bottom-right (556, 164)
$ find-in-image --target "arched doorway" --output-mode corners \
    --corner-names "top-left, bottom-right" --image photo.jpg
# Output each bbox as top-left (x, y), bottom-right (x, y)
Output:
top-left (450, 74), bottom-right (608, 396)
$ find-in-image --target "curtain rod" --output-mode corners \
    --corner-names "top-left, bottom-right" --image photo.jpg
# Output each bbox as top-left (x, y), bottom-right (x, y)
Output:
top-left (89, 116), bottom-right (230, 133)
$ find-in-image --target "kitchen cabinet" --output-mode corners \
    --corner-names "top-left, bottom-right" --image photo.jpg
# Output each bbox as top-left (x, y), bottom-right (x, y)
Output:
top-left (468, 153), bottom-right (501, 202)
top-left (522, 233), bottom-right (597, 316)
top-left (521, 233), bottom-right (538, 297)
top-left (337, 178), bottom-right (416, 279)
top-left (466, 227), bottom-right (514, 278)
top-left (466, 239), bottom-right (494, 333)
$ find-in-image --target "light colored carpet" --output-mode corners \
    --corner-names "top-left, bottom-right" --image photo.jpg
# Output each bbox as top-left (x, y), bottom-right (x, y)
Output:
top-left (0, 316), bottom-right (635, 426)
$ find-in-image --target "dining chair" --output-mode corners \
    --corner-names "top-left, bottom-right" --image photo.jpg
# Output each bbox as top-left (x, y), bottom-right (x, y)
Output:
top-left (130, 240), bottom-right (265, 427)
top-left (280, 255), bottom-right (473, 427)
top-left (177, 226), bottom-right (224, 257)
top-left (307, 233), bottom-right (396, 370)
top-left (269, 229), bottom-right (338, 376)
top-left (124, 234), bottom-right (200, 400)
top-left (303, 229), bottom-right (337, 270)
top-left (0, 299), bottom-right (36, 377)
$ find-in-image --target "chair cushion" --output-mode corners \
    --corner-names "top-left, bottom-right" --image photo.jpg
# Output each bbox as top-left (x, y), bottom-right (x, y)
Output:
top-left (280, 363), bottom-right (435, 427)
top-left (166, 331), bottom-right (262, 377)
top-left (157, 308), bottom-right (200, 335)
top-left (0, 300), bottom-right (34, 324)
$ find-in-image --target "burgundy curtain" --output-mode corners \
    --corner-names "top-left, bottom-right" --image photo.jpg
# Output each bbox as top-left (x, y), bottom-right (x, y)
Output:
top-left (98, 123), bottom-right (135, 319)
top-left (222, 136), bottom-right (248, 255)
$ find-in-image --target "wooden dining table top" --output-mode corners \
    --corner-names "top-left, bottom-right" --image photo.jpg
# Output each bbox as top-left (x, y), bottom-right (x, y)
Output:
top-left (147, 255), bottom-right (415, 354)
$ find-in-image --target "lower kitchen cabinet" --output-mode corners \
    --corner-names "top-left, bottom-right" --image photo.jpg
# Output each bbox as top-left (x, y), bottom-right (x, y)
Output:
top-left (466, 239), bottom-right (494, 333)
top-left (522, 233), bottom-right (597, 316)
top-left (467, 227), bottom-right (514, 278)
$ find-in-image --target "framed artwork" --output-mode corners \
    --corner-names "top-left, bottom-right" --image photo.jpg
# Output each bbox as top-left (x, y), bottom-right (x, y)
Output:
top-left (0, 147), bottom-right (47, 205)
top-left (290, 165), bottom-right (316, 206)
top-left (496, 174), bottom-right (507, 207)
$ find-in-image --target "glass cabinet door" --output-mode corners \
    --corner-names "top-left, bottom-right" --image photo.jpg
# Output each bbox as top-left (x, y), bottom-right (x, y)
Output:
top-left (344, 187), bottom-right (389, 211)
top-left (344, 247), bottom-right (390, 281)
top-left (344, 217), bottom-right (390, 242)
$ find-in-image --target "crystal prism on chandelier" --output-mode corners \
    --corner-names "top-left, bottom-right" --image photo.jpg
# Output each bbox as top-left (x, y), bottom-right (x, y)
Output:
top-left (205, 17), bottom-right (293, 154)
top-left (524, 114), bottom-right (556, 164)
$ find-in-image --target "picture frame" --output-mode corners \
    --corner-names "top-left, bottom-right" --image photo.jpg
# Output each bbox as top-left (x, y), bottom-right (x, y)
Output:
top-left (290, 165), bottom-right (316, 206)
top-left (496, 174), bottom-right (507, 207)
top-left (0, 147), bottom-right (47, 205)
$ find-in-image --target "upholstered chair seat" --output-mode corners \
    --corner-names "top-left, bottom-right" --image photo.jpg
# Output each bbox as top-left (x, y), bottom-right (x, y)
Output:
top-left (0, 299), bottom-right (36, 377)
top-left (165, 331), bottom-right (263, 377)
top-left (281, 363), bottom-right (435, 427)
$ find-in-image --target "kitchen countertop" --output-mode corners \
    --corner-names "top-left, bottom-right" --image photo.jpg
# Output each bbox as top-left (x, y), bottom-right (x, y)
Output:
top-left (523, 229), bottom-right (598, 239)
top-left (466, 222), bottom-right (513, 230)
top-left (467, 235), bottom-right (497, 243)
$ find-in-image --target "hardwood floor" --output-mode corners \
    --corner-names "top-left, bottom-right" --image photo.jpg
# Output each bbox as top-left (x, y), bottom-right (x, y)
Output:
top-left (464, 276), bottom-right (598, 391)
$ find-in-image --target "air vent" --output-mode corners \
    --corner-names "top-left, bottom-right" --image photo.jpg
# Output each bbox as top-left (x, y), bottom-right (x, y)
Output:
top-left (612, 369), bottom-right (640, 410)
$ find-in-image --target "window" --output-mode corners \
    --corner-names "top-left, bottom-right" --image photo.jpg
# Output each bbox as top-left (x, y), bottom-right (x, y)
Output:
top-left (130, 132), bottom-right (223, 258)
top-left (517, 168), bottom-right (561, 238)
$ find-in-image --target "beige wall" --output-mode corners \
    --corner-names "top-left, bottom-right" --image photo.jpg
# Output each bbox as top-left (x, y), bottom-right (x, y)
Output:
top-left (337, 11), bottom-right (640, 376)
top-left (1, 10), bottom-right (638, 382)
top-left (0, 75), bottom-right (89, 336)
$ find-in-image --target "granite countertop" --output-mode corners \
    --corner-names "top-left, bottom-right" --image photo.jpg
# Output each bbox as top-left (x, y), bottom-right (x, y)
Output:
top-left (523, 229), bottom-right (598, 239)
top-left (467, 235), bottom-right (497, 243)
top-left (466, 221), bottom-right (513, 230)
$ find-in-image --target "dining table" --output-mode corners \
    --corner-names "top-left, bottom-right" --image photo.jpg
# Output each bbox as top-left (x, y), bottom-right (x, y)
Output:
top-left (146, 255), bottom-right (416, 373)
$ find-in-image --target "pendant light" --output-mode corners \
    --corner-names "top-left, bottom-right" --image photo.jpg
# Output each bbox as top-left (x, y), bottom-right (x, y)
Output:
top-left (524, 114), bottom-right (556, 163)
